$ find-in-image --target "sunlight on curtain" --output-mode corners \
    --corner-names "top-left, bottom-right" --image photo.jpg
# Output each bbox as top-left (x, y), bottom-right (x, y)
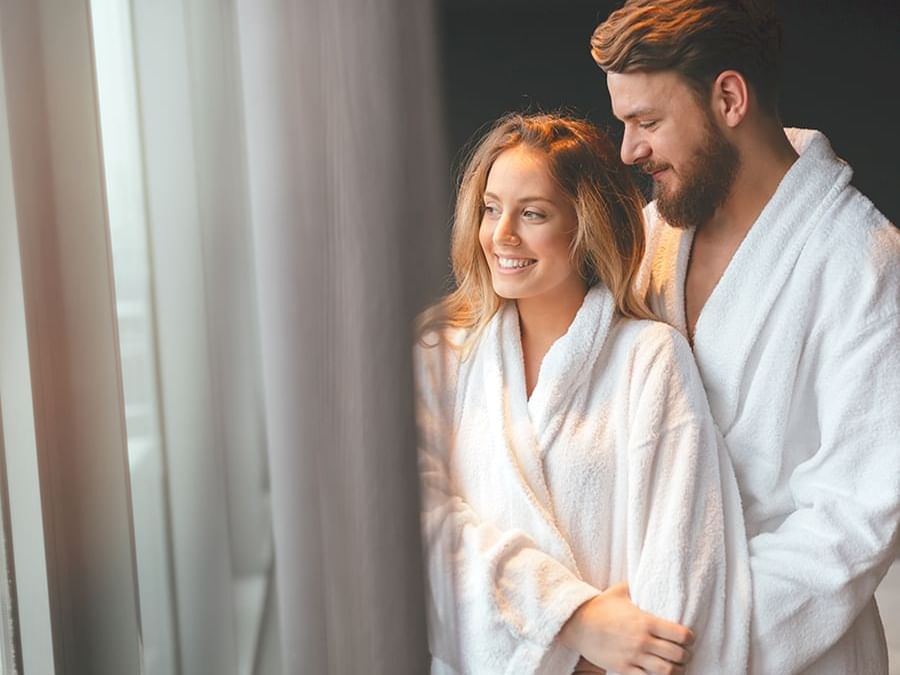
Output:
top-left (91, 0), bottom-right (447, 671)
top-left (90, 1), bottom-right (177, 672)
top-left (91, 0), bottom-right (275, 673)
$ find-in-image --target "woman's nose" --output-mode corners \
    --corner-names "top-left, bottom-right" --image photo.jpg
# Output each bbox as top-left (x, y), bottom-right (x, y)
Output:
top-left (492, 212), bottom-right (520, 246)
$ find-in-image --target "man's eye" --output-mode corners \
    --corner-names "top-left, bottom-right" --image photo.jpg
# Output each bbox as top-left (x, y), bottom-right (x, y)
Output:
top-left (639, 120), bottom-right (658, 130)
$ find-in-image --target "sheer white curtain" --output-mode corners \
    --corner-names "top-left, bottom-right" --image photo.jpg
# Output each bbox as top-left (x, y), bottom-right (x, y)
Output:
top-left (0, 0), bottom-right (142, 671)
top-left (236, 0), bottom-right (448, 671)
top-left (0, 0), bottom-right (445, 671)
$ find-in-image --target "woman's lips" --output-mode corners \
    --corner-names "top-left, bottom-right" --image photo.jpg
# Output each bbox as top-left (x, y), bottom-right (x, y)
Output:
top-left (495, 255), bottom-right (537, 274)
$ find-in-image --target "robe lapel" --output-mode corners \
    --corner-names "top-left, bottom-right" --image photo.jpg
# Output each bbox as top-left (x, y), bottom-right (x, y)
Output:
top-left (482, 301), bottom-right (586, 573)
top-left (645, 220), bottom-right (693, 337)
top-left (669, 129), bottom-right (852, 433)
top-left (527, 286), bottom-right (617, 451)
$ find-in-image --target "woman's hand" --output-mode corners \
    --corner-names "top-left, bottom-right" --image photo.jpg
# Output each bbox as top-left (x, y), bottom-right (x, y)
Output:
top-left (559, 582), bottom-right (693, 675)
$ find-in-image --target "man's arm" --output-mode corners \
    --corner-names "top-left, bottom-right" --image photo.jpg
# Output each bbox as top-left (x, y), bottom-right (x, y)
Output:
top-left (747, 311), bottom-right (900, 673)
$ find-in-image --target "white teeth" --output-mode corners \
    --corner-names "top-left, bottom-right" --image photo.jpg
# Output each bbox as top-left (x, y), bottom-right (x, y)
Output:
top-left (498, 257), bottom-right (536, 269)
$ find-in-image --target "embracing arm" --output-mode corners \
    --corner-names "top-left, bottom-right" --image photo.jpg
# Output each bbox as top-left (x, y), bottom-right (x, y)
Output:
top-left (746, 313), bottom-right (900, 673)
top-left (623, 326), bottom-right (751, 674)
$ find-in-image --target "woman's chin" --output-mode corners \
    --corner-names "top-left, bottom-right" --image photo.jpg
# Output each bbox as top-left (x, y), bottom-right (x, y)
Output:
top-left (491, 279), bottom-right (528, 300)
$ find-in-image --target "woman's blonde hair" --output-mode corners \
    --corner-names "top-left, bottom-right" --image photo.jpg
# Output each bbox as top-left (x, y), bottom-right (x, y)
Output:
top-left (420, 112), bottom-right (654, 351)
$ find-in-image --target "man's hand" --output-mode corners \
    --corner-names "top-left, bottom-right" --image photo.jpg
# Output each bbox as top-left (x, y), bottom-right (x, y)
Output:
top-left (559, 582), bottom-right (693, 675)
top-left (573, 656), bottom-right (606, 673)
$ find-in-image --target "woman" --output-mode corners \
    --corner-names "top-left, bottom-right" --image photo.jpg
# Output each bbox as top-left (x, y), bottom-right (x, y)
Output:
top-left (415, 113), bottom-right (750, 674)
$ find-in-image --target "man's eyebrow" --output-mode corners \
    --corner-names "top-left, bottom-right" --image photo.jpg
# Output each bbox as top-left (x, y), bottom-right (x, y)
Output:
top-left (618, 107), bottom-right (658, 121)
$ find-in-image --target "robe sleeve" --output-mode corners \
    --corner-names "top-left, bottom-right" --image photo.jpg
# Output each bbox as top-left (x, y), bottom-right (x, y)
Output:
top-left (746, 309), bottom-right (900, 673)
top-left (625, 326), bottom-right (751, 674)
top-left (414, 339), bottom-right (598, 674)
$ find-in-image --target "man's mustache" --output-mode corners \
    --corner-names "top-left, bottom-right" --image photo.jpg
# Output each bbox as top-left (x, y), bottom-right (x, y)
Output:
top-left (639, 161), bottom-right (671, 175)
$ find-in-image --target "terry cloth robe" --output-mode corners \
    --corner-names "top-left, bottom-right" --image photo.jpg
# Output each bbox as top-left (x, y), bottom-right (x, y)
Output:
top-left (415, 285), bottom-right (751, 675)
top-left (640, 128), bottom-right (900, 674)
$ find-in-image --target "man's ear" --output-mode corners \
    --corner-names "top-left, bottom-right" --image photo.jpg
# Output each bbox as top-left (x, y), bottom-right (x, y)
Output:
top-left (712, 70), bottom-right (749, 128)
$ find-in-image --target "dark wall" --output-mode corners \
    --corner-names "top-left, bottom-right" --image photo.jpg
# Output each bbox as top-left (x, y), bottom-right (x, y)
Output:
top-left (437, 0), bottom-right (900, 224)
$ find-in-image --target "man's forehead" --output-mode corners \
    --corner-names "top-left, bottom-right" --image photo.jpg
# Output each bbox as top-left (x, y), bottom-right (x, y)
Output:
top-left (607, 71), bottom-right (682, 118)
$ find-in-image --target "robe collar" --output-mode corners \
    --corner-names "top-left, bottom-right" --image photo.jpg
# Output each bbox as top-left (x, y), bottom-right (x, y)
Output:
top-left (480, 285), bottom-right (617, 573)
top-left (646, 129), bottom-right (853, 432)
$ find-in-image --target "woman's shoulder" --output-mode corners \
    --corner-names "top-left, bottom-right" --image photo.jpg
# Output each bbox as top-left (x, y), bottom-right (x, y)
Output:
top-left (611, 317), bottom-right (694, 366)
top-left (415, 325), bottom-right (468, 360)
top-left (413, 325), bottom-right (469, 383)
top-left (412, 326), bottom-right (473, 422)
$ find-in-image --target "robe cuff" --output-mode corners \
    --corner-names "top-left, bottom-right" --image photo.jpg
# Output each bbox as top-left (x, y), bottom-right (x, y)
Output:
top-left (535, 578), bottom-right (600, 646)
top-left (510, 579), bottom-right (599, 674)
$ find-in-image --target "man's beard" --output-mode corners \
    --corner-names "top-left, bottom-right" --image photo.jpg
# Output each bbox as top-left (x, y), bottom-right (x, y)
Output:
top-left (651, 121), bottom-right (739, 230)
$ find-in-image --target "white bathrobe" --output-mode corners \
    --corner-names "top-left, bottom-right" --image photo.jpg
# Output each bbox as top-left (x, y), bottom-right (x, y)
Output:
top-left (415, 285), bottom-right (751, 674)
top-left (640, 128), bottom-right (900, 674)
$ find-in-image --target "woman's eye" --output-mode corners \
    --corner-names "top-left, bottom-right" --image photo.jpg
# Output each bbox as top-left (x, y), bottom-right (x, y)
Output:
top-left (523, 210), bottom-right (545, 220)
top-left (483, 204), bottom-right (500, 217)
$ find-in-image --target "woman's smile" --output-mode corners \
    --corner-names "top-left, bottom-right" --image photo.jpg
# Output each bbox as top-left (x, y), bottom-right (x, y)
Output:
top-left (495, 255), bottom-right (537, 272)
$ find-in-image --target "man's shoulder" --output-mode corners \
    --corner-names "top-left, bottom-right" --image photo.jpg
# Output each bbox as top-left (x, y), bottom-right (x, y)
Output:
top-left (817, 180), bottom-right (895, 243)
top-left (807, 183), bottom-right (899, 295)
top-left (793, 182), bottom-right (900, 339)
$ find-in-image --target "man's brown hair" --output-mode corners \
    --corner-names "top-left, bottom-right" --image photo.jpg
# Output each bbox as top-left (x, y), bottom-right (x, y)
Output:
top-left (591, 0), bottom-right (783, 114)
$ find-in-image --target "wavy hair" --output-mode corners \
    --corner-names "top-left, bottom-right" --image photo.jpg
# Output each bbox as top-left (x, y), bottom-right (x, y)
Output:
top-left (419, 112), bottom-right (654, 352)
top-left (591, 0), bottom-right (783, 114)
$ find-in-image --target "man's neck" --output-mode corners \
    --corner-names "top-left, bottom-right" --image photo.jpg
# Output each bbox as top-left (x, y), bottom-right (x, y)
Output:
top-left (684, 125), bottom-right (799, 340)
top-left (701, 126), bottom-right (798, 242)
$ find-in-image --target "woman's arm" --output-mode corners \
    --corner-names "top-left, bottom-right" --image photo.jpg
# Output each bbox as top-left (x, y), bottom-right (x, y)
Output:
top-left (420, 441), bottom-right (694, 675)
top-left (419, 445), bottom-right (599, 672)
top-left (416, 339), bottom-right (696, 674)
top-left (415, 340), bottom-right (597, 672)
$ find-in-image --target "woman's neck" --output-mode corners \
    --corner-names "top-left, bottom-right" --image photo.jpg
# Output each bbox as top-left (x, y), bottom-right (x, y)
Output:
top-left (517, 281), bottom-right (587, 396)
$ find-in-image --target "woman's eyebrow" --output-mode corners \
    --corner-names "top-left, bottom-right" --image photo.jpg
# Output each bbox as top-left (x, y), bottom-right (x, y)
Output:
top-left (483, 191), bottom-right (556, 205)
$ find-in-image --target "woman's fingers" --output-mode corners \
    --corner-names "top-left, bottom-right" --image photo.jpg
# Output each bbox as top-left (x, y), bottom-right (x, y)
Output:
top-left (559, 584), bottom-right (696, 674)
top-left (648, 615), bottom-right (695, 647)
top-left (648, 637), bottom-right (690, 665)
top-left (636, 652), bottom-right (686, 675)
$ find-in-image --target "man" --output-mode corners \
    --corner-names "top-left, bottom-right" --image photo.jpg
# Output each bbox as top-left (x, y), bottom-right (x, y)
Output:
top-left (589, 1), bottom-right (900, 673)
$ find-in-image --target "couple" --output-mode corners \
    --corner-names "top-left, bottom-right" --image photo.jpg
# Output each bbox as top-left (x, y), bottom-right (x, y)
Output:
top-left (415, 1), bottom-right (900, 674)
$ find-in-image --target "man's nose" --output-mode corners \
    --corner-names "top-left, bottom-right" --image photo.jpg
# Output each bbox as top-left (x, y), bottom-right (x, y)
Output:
top-left (620, 128), bottom-right (650, 166)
